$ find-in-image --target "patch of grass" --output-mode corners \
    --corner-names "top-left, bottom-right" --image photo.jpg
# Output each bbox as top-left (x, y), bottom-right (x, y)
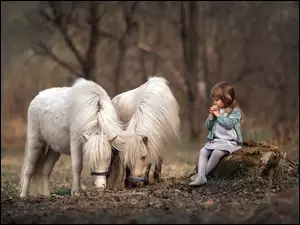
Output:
top-left (54, 188), bottom-right (71, 196)
top-left (1, 180), bottom-right (19, 198)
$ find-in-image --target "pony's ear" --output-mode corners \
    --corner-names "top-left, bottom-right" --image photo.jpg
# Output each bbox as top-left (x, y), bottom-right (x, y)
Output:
top-left (110, 136), bottom-right (124, 152)
top-left (97, 100), bottom-right (102, 111)
top-left (142, 136), bottom-right (148, 145)
top-left (82, 133), bottom-right (89, 141)
top-left (109, 136), bottom-right (118, 145)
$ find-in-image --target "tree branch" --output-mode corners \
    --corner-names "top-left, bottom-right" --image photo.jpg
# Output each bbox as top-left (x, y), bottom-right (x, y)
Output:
top-left (136, 9), bottom-right (180, 31)
top-left (65, 1), bottom-right (77, 26)
top-left (69, 17), bottom-right (120, 42)
top-left (40, 1), bottom-right (85, 68)
top-left (121, 1), bottom-right (139, 39)
top-left (83, 2), bottom-right (101, 79)
top-left (138, 43), bottom-right (187, 93)
top-left (113, 1), bottom-right (139, 94)
top-left (32, 42), bottom-right (82, 78)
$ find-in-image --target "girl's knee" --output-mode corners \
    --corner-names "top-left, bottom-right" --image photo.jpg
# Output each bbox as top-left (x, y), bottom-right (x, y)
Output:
top-left (200, 148), bottom-right (210, 156)
top-left (212, 150), bottom-right (228, 158)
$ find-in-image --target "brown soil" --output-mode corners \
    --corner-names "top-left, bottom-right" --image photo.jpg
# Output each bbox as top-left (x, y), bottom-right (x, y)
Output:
top-left (1, 148), bottom-right (299, 224)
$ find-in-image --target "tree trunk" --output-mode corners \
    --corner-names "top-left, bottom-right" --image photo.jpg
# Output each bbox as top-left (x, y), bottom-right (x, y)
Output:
top-left (193, 1), bottom-right (210, 137)
top-left (180, 1), bottom-right (199, 140)
top-left (139, 50), bottom-right (148, 83)
top-left (114, 43), bottom-right (125, 96)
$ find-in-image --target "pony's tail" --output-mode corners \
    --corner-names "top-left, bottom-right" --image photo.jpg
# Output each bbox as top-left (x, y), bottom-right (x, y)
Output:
top-left (19, 140), bottom-right (48, 197)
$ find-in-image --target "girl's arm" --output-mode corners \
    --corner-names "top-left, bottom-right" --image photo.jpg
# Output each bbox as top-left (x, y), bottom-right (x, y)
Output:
top-left (205, 115), bottom-right (216, 131)
top-left (217, 109), bottom-right (241, 130)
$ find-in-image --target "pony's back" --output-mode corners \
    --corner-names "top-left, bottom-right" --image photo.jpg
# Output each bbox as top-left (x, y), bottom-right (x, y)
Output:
top-left (113, 76), bottom-right (180, 135)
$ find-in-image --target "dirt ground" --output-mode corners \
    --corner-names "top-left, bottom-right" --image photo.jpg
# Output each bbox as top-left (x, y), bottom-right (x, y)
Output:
top-left (1, 147), bottom-right (299, 224)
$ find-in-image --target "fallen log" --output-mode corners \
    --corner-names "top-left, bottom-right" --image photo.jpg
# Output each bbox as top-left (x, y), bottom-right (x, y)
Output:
top-left (192, 140), bottom-right (298, 185)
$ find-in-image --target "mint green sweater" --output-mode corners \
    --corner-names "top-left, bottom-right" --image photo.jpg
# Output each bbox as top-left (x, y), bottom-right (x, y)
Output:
top-left (205, 108), bottom-right (243, 144)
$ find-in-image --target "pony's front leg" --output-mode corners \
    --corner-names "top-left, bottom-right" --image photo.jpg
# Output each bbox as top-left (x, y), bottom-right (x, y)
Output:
top-left (153, 157), bottom-right (163, 183)
top-left (70, 141), bottom-right (83, 196)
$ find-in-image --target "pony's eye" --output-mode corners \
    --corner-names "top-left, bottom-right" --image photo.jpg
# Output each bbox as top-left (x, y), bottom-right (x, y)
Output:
top-left (141, 156), bottom-right (146, 160)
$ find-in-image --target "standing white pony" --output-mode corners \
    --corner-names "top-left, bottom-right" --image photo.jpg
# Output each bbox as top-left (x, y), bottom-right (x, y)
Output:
top-left (107, 76), bottom-right (181, 189)
top-left (19, 78), bottom-right (130, 197)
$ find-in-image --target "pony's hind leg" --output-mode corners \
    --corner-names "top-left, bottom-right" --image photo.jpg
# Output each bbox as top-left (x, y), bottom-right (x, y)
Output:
top-left (20, 137), bottom-right (45, 198)
top-left (41, 147), bottom-right (61, 196)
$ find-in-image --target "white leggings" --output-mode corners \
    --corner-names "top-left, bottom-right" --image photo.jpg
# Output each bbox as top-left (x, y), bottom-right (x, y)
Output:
top-left (197, 148), bottom-right (228, 177)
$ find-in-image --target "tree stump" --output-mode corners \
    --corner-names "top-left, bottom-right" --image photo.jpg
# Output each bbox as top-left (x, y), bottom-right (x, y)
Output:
top-left (192, 140), bottom-right (297, 185)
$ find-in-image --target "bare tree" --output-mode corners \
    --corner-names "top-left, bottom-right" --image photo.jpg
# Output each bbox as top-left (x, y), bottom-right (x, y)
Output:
top-left (138, 3), bottom-right (162, 83)
top-left (113, 2), bottom-right (138, 95)
top-left (32, 1), bottom-right (119, 81)
top-left (180, 1), bottom-right (197, 139)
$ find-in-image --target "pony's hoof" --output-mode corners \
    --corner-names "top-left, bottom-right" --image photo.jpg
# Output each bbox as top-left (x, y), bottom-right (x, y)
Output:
top-left (80, 183), bottom-right (87, 191)
top-left (19, 193), bottom-right (27, 198)
top-left (71, 189), bottom-right (81, 196)
top-left (153, 179), bottom-right (160, 185)
top-left (41, 191), bottom-right (51, 197)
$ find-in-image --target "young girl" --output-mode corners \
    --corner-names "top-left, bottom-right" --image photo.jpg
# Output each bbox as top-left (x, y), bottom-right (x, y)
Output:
top-left (189, 81), bottom-right (243, 186)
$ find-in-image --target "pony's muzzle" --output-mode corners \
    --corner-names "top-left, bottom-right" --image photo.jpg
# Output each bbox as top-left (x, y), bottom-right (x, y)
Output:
top-left (93, 181), bottom-right (106, 190)
top-left (91, 171), bottom-right (108, 190)
top-left (129, 176), bottom-right (149, 185)
top-left (128, 164), bottom-right (151, 186)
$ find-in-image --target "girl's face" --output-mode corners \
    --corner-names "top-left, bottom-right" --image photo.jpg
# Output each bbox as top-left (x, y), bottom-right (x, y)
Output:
top-left (213, 99), bottom-right (225, 109)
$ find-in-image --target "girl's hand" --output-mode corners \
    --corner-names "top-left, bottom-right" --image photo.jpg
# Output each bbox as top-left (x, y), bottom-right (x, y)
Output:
top-left (209, 105), bottom-right (218, 119)
top-left (212, 108), bottom-right (221, 117)
top-left (211, 105), bottom-right (218, 110)
top-left (209, 112), bottom-right (214, 119)
top-left (210, 105), bottom-right (218, 113)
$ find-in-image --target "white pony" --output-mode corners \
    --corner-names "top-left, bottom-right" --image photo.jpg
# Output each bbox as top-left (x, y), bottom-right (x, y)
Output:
top-left (107, 76), bottom-right (181, 189)
top-left (19, 78), bottom-right (131, 197)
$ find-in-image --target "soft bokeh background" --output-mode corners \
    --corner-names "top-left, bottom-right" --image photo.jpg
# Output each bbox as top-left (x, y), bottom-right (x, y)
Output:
top-left (1, 1), bottom-right (299, 164)
top-left (1, 3), bottom-right (299, 223)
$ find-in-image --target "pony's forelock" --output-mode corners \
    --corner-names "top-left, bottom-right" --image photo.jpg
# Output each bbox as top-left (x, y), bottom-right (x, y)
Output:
top-left (83, 133), bottom-right (112, 170)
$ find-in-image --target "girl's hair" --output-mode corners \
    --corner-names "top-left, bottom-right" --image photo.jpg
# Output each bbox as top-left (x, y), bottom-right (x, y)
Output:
top-left (211, 81), bottom-right (245, 125)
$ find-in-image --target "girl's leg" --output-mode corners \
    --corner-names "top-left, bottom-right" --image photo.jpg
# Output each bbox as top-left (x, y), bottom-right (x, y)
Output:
top-left (190, 148), bottom-right (213, 181)
top-left (206, 150), bottom-right (228, 175)
top-left (189, 148), bottom-right (212, 186)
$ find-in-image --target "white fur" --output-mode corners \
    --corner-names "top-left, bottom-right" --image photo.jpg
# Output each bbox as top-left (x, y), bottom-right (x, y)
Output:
top-left (112, 75), bottom-right (181, 169)
top-left (19, 78), bottom-right (130, 197)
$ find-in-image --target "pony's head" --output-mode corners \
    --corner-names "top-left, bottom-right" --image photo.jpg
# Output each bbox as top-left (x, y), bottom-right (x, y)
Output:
top-left (121, 135), bottom-right (156, 187)
top-left (82, 133), bottom-right (116, 190)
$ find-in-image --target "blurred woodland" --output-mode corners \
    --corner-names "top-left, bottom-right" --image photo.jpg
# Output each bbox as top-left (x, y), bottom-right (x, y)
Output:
top-left (1, 1), bottom-right (299, 149)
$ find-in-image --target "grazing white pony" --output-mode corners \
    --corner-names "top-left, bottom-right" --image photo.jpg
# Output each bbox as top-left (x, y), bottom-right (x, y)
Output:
top-left (19, 78), bottom-right (131, 197)
top-left (107, 76), bottom-right (181, 189)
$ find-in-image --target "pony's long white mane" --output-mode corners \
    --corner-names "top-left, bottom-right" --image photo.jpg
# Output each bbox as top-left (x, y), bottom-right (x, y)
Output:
top-left (113, 76), bottom-right (180, 167)
top-left (68, 78), bottom-right (129, 169)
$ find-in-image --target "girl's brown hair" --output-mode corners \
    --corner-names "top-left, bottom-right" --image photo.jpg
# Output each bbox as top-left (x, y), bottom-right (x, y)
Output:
top-left (211, 81), bottom-right (245, 125)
